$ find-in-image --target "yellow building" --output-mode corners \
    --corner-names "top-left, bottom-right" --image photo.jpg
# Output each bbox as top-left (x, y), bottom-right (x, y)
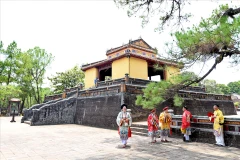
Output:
top-left (81, 38), bottom-right (180, 89)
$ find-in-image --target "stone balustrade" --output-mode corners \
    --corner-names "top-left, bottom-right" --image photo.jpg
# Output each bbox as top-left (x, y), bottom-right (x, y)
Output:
top-left (178, 90), bottom-right (231, 101)
top-left (181, 86), bottom-right (206, 92)
top-left (170, 115), bottom-right (240, 147)
top-left (43, 74), bottom-right (231, 103)
top-left (78, 85), bottom-right (121, 97)
top-left (43, 93), bottom-right (63, 103)
top-left (171, 115), bottom-right (240, 133)
top-left (97, 78), bottom-right (124, 87)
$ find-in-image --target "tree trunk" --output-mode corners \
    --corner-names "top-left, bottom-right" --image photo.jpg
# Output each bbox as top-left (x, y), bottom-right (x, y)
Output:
top-left (7, 66), bottom-right (12, 85)
top-left (20, 98), bottom-right (25, 114)
top-left (36, 81), bottom-right (40, 104)
top-left (30, 95), bottom-right (32, 107)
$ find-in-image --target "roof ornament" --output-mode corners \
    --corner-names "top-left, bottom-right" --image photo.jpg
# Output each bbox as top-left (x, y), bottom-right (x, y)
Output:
top-left (128, 39), bottom-right (132, 46)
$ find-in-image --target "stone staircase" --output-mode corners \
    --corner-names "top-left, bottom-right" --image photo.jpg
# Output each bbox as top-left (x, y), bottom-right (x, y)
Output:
top-left (24, 119), bottom-right (31, 125)
top-left (131, 122), bottom-right (148, 137)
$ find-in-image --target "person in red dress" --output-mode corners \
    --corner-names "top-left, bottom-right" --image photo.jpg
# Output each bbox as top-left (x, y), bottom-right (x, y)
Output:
top-left (147, 108), bottom-right (159, 143)
top-left (181, 106), bottom-right (192, 142)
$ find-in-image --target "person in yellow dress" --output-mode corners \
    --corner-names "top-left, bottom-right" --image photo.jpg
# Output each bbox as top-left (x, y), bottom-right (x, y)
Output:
top-left (159, 107), bottom-right (172, 142)
top-left (211, 104), bottom-right (225, 146)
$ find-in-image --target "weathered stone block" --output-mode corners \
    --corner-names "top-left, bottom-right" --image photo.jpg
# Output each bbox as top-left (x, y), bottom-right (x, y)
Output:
top-left (75, 94), bottom-right (121, 129)
top-left (31, 97), bottom-right (76, 126)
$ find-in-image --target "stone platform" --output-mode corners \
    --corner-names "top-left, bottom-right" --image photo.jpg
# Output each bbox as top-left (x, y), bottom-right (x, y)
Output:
top-left (1, 117), bottom-right (240, 160)
top-left (22, 77), bottom-right (236, 129)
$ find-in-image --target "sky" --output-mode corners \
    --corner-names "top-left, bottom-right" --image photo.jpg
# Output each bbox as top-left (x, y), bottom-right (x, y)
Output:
top-left (1, 0), bottom-right (240, 87)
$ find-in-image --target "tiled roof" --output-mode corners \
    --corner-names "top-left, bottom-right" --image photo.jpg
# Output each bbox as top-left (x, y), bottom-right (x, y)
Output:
top-left (106, 38), bottom-right (155, 55)
top-left (81, 52), bottom-right (178, 71)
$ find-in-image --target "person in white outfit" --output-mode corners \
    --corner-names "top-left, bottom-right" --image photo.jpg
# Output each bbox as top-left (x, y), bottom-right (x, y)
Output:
top-left (116, 104), bottom-right (132, 148)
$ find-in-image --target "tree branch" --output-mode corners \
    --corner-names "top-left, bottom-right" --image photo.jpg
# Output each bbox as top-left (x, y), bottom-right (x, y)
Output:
top-left (222, 7), bottom-right (240, 19)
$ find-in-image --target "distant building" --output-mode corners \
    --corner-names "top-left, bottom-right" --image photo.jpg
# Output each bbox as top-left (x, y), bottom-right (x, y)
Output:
top-left (231, 94), bottom-right (240, 103)
top-left (231, 94), bottom-right (240, 109)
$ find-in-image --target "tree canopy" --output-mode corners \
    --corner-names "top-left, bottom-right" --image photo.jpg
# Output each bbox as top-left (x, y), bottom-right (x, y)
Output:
top-left (0, 85), bottom-right (22, 109)
top-left (0, 41), bottom-right (21, 85)
top-left (227, 81), bottom-right (240, 94)
top-left (0, 41), bottom-right (54, 110)
top-left (48, 65), bottom-right (85, 94)
top-left (170, 4), bottom-right (240, 70)
top-left (26, 47), bottom-right (54, 103)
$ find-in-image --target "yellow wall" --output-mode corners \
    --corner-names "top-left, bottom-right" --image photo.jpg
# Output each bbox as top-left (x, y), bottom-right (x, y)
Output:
top-left (165, 66), bottom-right (180, 80)
top-left (84, 68), bottom-right (98, 88)
top-left (112, 57), bottom-right (129, 79)
top-left (112, 56), bottom-right (148, 80)
top-left (129, 57), bottom-right (148, 80)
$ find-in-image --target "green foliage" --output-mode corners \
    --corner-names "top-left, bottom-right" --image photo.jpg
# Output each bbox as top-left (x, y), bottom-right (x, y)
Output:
top-left (171, 4), bottom-right (240, 65)
top-left (48, 65), bottom-right (84, 94)
top-left (0, 85), bottom-right (22, 108)
top-left (173, 94), bottom-right (184, 107)
top-left (0, 41), bottom-right (54, 108)
top-left (227, 81), bottom-right (240, 94)
top-left (201, 79), bottom-right (221, 94)
top-left (136, 81), bottom-right (172, 109)
top-left (26, 47), bottom-right (54, 103)
top-left (234, 102), bottom-right (239, 107)
top-left (40, 87), bottom-right (53, 102)
top-left (200, 79), bottom-right (235, 95)
top-left (0, 41), bottom-right (21, 84)
top-left (136, 71), bottom-right (239, 109)
top-left (181, 72), bottom-right (200, 87)
top-left (0, 41), bottom-right (4, 75)
top-left (216, 84), bottom-right (230, 94)
top-left (136, 72), bottom-right (194, 109)
top-left (173, 71), bottom-right (199, 86)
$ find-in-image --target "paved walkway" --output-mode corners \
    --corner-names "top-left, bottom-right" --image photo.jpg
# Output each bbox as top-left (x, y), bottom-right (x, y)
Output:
top-left (0, 117), bottom-right (239, 160)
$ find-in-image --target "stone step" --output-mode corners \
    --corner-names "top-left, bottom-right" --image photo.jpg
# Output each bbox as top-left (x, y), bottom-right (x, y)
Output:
top-left (131, 123), bottom-right (148, 129)
top-left (131, 122), bottom-right (149, 137)
top-left (24, 120), bottom-right (31, 125)
top-left (130, 127), bottom-right (148, 134)
top-left (131, 131), bottom-right (148, 137)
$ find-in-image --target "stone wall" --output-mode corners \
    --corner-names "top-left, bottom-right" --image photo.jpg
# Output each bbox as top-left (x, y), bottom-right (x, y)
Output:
top-left (154, 98), bottom-right (236, 116)
top-left (27, 82), bottom-right (236, 129)
top-left (28, 92), bottom-right (236, 128)
top-left (75, 94), bottom-right (122, 129)
top-left (74, 93), bottom-right (151, 129)
top-left (22, 99), bottom-right (62, 122)
top-left (31, 97), bottom-right (77, 126)
top-left (123, 93), bottom-right (150, 121)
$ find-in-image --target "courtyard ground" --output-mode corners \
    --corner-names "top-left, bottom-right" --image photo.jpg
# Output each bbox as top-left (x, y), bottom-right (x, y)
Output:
top-left (0, 117), bottom-right (239, 160)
